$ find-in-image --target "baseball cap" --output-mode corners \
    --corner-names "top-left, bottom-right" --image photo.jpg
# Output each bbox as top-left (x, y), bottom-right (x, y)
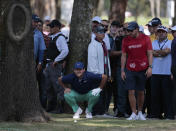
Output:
top-left (32, 14), bottom-right (40, 22)
top-left (44, 16), bottom-right (51, 21)
top-left (92, 16), bottom-right (102, 23)
top-left (126, 21), bottom-right (139, 31)
top-left (94, 25), bottom-right (105, 34)
top-left (157, 25), bottom-right (168, 32)
top-left (74, 62), bottom-right (84, 69)
top-left (151, 17), bottom-right (161, 26)
top-left (170, 25), bottom-right (176, 31)
top-left (47, 19), bottom-right (61, 28)
top-left (111, 20), bottom-right (121, 27)
top-left (146, 21), bottom-right (152, 26)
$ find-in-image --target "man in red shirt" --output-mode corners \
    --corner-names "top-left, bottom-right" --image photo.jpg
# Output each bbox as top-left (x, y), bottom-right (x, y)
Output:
top-left (121, 21), bottom-right (153, 120)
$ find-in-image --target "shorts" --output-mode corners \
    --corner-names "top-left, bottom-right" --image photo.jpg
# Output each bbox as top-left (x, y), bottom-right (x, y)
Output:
top-left (125, 69), bottom-right (147, 91)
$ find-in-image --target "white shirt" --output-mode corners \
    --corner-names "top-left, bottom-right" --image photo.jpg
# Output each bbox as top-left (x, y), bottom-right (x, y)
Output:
top-left (87, 39), bottom-right (111, 76)
top-left (152, 39), bottom-right (172, 75)
top-left (61, 26), bottom-right (70, 42)
top-left (91, 33), bottom-right (110, 50)
top-left (50, 32), bottom-right (69, 62)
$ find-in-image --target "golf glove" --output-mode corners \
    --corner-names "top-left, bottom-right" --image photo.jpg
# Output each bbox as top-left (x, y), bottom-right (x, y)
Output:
top-left (92, 87), bottom-right (102, 96)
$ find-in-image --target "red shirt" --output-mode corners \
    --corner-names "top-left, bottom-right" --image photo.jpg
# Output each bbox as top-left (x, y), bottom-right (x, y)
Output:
top-left (122, 33), bottom-right (152, 71)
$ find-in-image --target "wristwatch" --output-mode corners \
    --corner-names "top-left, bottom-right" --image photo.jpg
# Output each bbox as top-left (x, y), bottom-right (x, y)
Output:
top-left (148, 65), bottom-right (153, 68)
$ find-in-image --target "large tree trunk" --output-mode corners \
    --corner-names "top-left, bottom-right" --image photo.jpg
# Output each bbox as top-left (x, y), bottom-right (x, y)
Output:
top-left (66, 0), bottom-right (95, 74)
top-left (64, 0), bottom-right (95, 112)
top-left (109, 0), bottom-right (128, 24)
top-left (0, 0), bottom-right (49, 122)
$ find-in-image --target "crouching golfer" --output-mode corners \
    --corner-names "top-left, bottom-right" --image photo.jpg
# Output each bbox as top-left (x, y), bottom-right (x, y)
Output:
top-left (58, 62), bottom-right (107, 119)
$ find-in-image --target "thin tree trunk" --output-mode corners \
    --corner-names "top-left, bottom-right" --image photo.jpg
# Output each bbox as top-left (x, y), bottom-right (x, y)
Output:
top-left (93, 0), bottom-right (100, 16)
top-left (97, 0), bottom-right (104, 16)
top-left (109, 0), bottom-right (128, 24)
top-left (55, 0), bottom-right (61, 20)
top-left (0, 0), bottom-right (49, 122)
top-left (30, 0), bottom-right (45, 19)
top-left (173, 0), bottom-right (176, 25)
top-left (156, 0), bottom-right (160, 18)
top-left (149, 0), bottom-right (155, 17)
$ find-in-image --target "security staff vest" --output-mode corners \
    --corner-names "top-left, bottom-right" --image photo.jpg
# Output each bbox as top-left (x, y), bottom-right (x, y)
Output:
top-left (46, 34), bottom-right (65, 61)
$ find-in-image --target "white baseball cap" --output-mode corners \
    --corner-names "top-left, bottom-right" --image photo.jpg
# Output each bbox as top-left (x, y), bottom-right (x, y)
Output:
top-left (44, 16), bottom-right (51, 21)
top-left (170, 25), bottom-right (176, 31)
top-left (92, 16), bottom-right (102, 23)
top-left (157, 25), bottom-right (168, 32)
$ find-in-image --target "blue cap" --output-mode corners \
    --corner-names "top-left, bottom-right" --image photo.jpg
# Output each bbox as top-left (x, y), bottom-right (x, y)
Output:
top-left (32, 14), bottom-right (40, 22)
top-left (126, 21), bottom-right (139, 31)
top-left (74, 62), bottom-right (84, 69)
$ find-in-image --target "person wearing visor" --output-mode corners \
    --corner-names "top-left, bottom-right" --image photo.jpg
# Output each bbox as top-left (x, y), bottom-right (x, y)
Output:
top-left (151, 25), bottom-right (174, 120)
top-left (121, 21), bottom-right (153, 120)
top-left (43, 19), bottom-right (69, 113)
top-left (88, 25), bottom-right (111, 116)
top-left (150, 17), bottom-right (173, 42)
top-left (91, 16), bottom-right (111, 51)
top-left (58, 62), bottom-right (107, 119)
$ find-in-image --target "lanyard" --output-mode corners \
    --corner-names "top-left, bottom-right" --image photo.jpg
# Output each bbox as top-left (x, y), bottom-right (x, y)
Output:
top-left (158, 39), bottom-right (168, 50)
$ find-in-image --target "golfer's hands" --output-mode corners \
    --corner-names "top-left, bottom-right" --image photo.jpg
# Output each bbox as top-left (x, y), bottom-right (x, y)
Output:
top-left (92, 87), bottom-right (102, 96)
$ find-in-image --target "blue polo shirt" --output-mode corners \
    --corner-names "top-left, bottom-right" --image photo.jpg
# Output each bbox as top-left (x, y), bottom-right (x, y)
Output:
top-left (62, 71), bottom-right (102, 94)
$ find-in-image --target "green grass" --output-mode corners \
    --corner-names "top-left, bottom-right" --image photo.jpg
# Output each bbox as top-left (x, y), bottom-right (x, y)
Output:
top-left (125, 16), bottom-right (169, 27)
top-left (0, 113), bottom-right (176, 131)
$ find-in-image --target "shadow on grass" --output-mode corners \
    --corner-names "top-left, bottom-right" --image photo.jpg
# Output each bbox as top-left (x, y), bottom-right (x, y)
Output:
top-left (0, 114), bottom-right (176, 131)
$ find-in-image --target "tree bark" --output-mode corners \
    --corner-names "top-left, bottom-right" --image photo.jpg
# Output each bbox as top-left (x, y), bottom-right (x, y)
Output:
top-left (93, 0), bottom-right (100, 16)
top-left (93, 0), bottom-right (104, 17)
top-left (55, 0), bottom-right (61, 20)
top-left (172, 0), bottom-right (176, 26)
top-left (0, 0), bottom-right (49, 122)
top-left (66, 0), bottom-right (95, 74)
top-left (109, 0), bottom-right (128, 24)
top-left (30, 0), bottom-right (45, 19)
top-left (156, 0), bottom-right (160, 18)
top-left (64, 0), bottom-right (96, 113)
top-left (149, 0), bottom-right (155, 17)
